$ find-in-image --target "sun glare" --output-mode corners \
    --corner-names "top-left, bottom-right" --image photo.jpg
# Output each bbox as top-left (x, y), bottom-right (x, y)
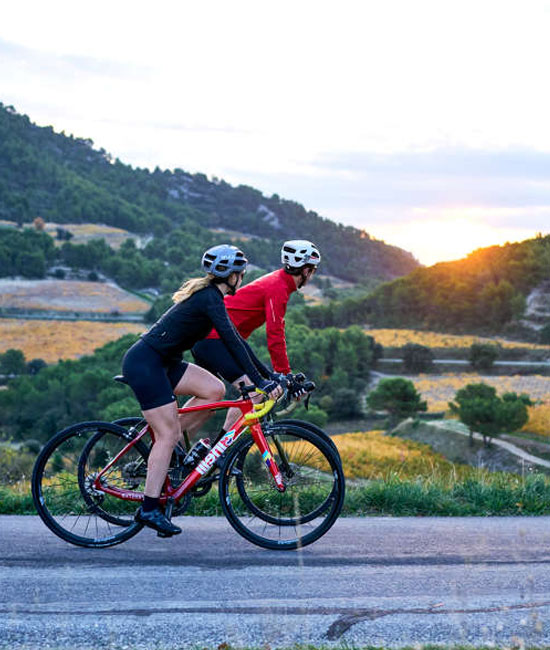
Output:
top-left (369, 210), bottom-right (540, 266)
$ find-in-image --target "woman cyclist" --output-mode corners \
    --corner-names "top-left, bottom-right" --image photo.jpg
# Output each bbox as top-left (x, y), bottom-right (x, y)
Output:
top-left (121, 244), bottom-right (282, 537)
top-left (192, 240), bottom-right (320, 435)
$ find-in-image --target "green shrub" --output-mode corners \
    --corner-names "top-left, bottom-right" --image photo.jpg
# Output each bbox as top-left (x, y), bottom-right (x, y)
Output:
top-left (449, 383), bottom-right (532, 446)
top-left (366, 377), bottom-right (427, 427)
top-left (402, 343), bottom-right (434, 373)
top-left (290, 403), bottom-right (328, 428)
top-left (0, 444), bottom-right (35, 485)
top-left (329, 388), bottom-right (364, 420)
top-left (469, 342), bottom-right (500, 371)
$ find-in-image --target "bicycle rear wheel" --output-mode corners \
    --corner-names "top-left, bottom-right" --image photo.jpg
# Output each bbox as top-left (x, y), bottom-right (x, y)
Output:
top-left (219, 423), bottom-right (345, 550)
top-left (32, 421), bottom-right (145, 548)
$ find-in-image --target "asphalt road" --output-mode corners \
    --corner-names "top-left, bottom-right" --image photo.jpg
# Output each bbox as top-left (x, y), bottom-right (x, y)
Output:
top-left (2, 515), bottom-right (550, 648)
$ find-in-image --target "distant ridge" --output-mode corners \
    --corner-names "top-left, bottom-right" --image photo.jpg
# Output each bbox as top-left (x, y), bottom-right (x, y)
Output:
top-left (0, 102), bottom-right (419, 284)
top-left (305, 235), bottom-right (550, 337)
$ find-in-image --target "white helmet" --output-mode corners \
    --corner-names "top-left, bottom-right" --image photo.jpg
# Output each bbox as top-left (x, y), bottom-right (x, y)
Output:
top-left (281, 240), bottom-right (321, 269)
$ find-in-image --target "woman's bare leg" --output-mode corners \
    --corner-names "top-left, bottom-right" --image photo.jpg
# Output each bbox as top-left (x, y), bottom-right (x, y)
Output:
top-left (222, 374), bottom-right (264, 432)
top-left (175, 363), bottom-right (225, 438)
top-left (141, 401), bottom-right (181, 498)
top-left (141, 365), bottom-right (224, 497)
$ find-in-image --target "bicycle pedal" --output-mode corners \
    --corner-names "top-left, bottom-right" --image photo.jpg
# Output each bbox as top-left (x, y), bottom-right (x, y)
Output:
top-left (157, 530), bottom-right (173, 538)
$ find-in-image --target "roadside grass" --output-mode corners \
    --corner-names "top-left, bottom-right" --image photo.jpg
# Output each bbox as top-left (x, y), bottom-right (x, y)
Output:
top-left (4, 471), bottom-right (550, 517)
top-left (4, 428), bottom-right (550, 516)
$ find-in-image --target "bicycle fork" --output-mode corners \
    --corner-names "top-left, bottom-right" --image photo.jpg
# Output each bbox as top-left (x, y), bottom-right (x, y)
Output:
top-left (250, 423), bottom-right (286, 492)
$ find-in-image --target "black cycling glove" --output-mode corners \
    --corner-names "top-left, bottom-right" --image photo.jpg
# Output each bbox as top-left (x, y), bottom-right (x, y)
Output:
top-left (258, 378), bottom-right (281, 395)
top-left (287, 373), bottom-right (309, 400)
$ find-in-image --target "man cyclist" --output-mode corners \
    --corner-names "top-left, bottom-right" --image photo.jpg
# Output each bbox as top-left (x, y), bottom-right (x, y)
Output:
top-left (192, 240), bottom-right (321, 433)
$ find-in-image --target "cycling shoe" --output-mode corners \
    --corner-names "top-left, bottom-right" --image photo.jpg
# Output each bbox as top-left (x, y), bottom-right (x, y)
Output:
top-left (135, 507), bottom-right (182, 537)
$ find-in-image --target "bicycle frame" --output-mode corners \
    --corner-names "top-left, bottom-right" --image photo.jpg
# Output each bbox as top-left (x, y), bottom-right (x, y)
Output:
top-left (93, 395), bottom-right (285, 505)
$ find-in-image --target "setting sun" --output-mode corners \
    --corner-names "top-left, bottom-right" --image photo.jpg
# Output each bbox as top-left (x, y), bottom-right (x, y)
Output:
top-left (369, 209), bottom-right (540, 266)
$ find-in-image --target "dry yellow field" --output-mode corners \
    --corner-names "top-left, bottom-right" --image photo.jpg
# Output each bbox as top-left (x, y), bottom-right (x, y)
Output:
top-left (0, 279), bottom-right (150, 313)
top-left (0, 319), bottom-right (145, 363)
top-left (413, 373), bottom-right (550, 411)
top-left (411, 373), bottom-right (550, 436)
top-left (331, 431), bottom-right (473, 479)
top-left (44, 222), bottom-right (139, 248)
top-left (366, 328), bottom-right (550, 351)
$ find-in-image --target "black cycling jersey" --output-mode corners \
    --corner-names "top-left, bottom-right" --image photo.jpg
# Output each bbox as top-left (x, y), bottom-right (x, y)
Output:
top-left (141, 284), bottom-right (265, 387)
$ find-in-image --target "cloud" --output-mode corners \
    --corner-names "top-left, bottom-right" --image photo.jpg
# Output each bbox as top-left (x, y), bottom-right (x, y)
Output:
top-left (300, 147), bottom-right (550, 220)
top-left (234, 147), bottom-right (550, 214)
top-left (225, 147), bottom-right (550, 265)
top-left (318, 148), bottom-right (550, 180)
top-left (0, 38), bottom-right (149, 81)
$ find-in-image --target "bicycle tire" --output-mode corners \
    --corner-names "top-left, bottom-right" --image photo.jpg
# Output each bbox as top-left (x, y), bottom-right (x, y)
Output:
top-left (270, 418), bottom-right (339, 453)
top-left (32, 421), bottom-right (145, 548)
top-left (219, 423), bottom-right (345, 550)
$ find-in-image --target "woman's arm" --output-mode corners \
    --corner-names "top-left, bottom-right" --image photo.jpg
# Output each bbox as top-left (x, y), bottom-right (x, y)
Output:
top-left (205, 290), bottom-right (267, 387)
top-left (239, 336), bottom-right (274, 379)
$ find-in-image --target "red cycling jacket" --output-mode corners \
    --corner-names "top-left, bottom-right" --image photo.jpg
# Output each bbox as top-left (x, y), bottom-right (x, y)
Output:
top-left (205, 268), bottom-right (296, 374)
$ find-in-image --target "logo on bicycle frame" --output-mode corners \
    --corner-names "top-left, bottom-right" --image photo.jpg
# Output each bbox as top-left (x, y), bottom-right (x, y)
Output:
top-left (195, 429), bottom-right (237, 475)
top-left (262, 450), bottom-right (274, 469)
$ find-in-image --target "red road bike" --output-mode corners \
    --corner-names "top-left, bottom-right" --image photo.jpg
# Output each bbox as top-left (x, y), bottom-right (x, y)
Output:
top-left (32, 381), bottom-right (345, 550)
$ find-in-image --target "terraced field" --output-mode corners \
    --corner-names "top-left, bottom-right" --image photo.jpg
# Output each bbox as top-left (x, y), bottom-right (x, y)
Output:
top-left (366, 327), bottom-right (550, 351)
top-left (0, 319), bottom-right (145, 363)
top-left (0, 279), bottom-right (150, 313)
top-left (332, 430), bottom-right (474, 479)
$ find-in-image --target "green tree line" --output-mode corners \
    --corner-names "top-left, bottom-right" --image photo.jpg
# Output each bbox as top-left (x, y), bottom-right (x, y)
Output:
top-left (303, 234), bottom-right (550, 334)
top-left (0, 224), bottom-right (306, 294)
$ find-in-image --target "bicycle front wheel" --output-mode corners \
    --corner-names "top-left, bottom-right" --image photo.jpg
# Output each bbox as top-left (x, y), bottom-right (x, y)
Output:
top-left (32, 421), bottom-right (145, 548)
top-left (219, 423), bottom-right (345, 550)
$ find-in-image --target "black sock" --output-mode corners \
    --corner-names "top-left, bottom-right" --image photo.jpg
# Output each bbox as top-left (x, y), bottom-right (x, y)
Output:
top-left (142, 495), bottom-right (159, 512)
top-left (213, 428), bottom-right (226, 445)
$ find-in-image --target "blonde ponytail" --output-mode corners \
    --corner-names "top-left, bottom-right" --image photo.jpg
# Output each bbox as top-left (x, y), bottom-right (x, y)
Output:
top-left (172, 275), bottom-right (214, 303)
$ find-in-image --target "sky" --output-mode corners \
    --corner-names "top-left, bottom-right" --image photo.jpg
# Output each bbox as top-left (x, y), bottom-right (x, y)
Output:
top-left (2, 0), bottom-right (550, 266)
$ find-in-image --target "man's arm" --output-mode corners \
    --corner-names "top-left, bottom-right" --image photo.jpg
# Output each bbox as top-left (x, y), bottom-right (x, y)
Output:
top-left (264, 289), bottom-right (291, 374)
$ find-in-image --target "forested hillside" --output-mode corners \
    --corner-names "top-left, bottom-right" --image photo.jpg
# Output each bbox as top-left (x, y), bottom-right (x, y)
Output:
top-left (0, 102), bottom-right (418, 285)
top-left (305, 235), bottom-right (550, 335)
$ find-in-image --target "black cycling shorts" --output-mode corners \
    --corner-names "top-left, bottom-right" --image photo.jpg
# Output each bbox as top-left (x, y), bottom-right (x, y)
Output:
top-left (121, 339), bottom-right (189, 411)
top-left (192, 338), bottom-right (245, 384)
